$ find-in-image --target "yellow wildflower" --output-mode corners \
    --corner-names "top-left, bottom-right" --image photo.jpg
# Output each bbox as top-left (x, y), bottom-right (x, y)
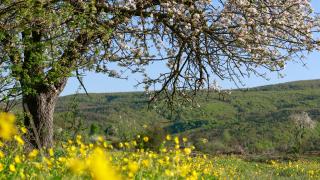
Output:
top-left (67, 158), bottom-right (86, 174)
top-left (143, 136), bottom-right (149, 142)
top-left (15, 155), bottom-right (22, 164)
top-left (183, 137), bottom-right (188, 142)
top-left (184, 148), bottom-right (192, 155)
top-left (20, 127), bottom-right (27, 134)
top-left (128, 161), bottom-right (139, 174)
top-left (0, 113), bottom-right (17, 140)
top-left (174, 137), bottom-right (179, 144)
top-left (0, 150), bottom-right (4, 158)
top-left (9, 164), bottom-right (16, 172)
top-left (166, 135), bottom-right (171, 141)
top-left (49, 148), bottom-right (54, 157)
top-left (28, 149), bottom-right (39, 159)
top-left (14, 135), bottom-right (24, 146)
top-left (165, 169), bottom-right (174, 177)
top-left (87, 148), bottom-right (120, 180)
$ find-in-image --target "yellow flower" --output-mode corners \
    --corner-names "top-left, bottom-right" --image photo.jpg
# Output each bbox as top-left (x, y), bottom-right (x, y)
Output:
top-left (0, 113), bottom-right (17, 140)
top-left (128, 161), bottom-right (139, 174)
top-left (28, 149), bottom-right (39, 159)
top-left (67, 158), bottom-right (86, 174)
top-left (166, 135), bottom-right (172, 141)
top-left (132, 140), bottom-right (137, 146)
top-left (87, 148), bottom-right (120, 180)
top-left (183, 137), bottom-right (188, 142)
top-left (0, 150), bottom-right (4, 158)
top-left (58, 157), bottom-right (66, 163)
top-left (174, 137), bottom-right (179, 144)
top-left (165, 169), bottom-right (174, 177)
top-left (20, 127), bottom-right (27, 134)
top-left (161, 148), bottom-right (167, 153)
top-left (97, 136), bottom-right (104, 142)
top-left (184, 148), bottom-right (192, 155)
top-left (48, 148), bottom-right (54, 157)
top-left (142, 160), bottom-right (150, 167)
top-left (15, 155), bottom-right (22, 164)
top-left (9, 164), bottom-right (16, 172)
top-left (14, 135), bottom-right (24, 146)
top-left (0, 163), bottom-right (3, 172)
top-left (103, 142), bottom-right (108, 148)
top-left (143, 137), bottom-right (149, 142)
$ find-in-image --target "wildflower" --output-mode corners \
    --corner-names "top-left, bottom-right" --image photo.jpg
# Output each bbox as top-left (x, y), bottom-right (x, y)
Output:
top-left (9, 164), bottom-right (16, 172)
top-left (68, 140), bottom-right (73, 144)
top-left (103, 142), bottom-right (108, 148)
top-left (14, 135), bottom-right (25, 146)
top-left (87, 148), bottom-right (120, 180)
top-left (97, 136), bottom-right (104, 142)
top-left (161, 148), bottom-right (167, 153)
top-left (183, 137), bottom-right (188, 142)
top-left (165, 169), bottom-right (174, 177)
top-left (0, 163), bottom-right (3, 172)
top-left (0, 150), bottom-right (4, 158)
top-left (128, 161), bottom-right (139, 174)
top-left (175, 145), bottom-right (180, 149)
top-left (174, 137), bottom-right (179, 144)
top-left (49, 148), bottom-right (54, 157)
top-left (184, 148), bottom-right (192, 155)
top-left (67, 158), bottom-right (86, 174)
top-left (28, 149), bottom-right (39, 159)
top-left (143, 136), bottom-right (149, 142)
top-left (142, 160), bottom-right (149, 167)
top-left (15, 155), bottom-right (22, 163)
top-left (58, 157), bottom-right (66, 163)
top-left (0, 113), bottom-right (17, 140)
top-left (76, 135), bottom-right (82, 140)
top-left (166, 135), bottom-right (171, 141)
top-left (20, 127), bottom-right (27, 134)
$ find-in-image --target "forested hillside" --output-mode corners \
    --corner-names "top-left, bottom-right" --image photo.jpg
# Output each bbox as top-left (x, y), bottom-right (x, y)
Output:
top-left (53, 79), bottom-right (320, 155)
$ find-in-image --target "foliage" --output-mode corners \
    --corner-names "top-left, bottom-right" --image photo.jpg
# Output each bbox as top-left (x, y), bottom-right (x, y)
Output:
top-left (51, 79), bottom-right (320, 154)
top-left (0, 0), bottom-right (319, 148)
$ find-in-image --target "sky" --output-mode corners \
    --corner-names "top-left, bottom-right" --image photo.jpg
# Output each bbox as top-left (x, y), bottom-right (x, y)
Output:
top-left (60, 1), bottom-right (320, 96)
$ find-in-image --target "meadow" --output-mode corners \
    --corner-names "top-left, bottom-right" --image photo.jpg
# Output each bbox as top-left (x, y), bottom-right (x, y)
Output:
top-left (0, 113), bottom-right (320, 180)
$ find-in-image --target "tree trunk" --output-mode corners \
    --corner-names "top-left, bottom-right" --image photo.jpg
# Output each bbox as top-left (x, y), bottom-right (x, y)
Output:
top-left (22, 80), bottom-right (67, 149)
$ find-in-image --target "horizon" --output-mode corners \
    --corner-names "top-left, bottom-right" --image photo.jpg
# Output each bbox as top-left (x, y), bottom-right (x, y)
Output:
top-left (60, 78), bottom-right (320, 97)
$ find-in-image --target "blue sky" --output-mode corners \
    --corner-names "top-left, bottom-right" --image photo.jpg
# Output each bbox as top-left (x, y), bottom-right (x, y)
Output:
top-left (61, 1), bottom-right (320, 96)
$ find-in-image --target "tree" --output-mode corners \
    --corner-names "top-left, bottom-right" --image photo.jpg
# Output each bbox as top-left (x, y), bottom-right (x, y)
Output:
top-left (0, 0), bottom-right (319, 148)
top-left (289, 111), bottom-right (316, 153)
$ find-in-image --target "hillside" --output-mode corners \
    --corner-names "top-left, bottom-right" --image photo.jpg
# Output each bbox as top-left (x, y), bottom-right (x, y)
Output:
top-left (53, 79), bottom-right (320, 155)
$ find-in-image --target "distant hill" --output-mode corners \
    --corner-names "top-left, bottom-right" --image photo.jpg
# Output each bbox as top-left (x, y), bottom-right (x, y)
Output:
top-left (53, 79), bottom-right (320, 155)
top-left (253, 79), bottom-right (320, 91)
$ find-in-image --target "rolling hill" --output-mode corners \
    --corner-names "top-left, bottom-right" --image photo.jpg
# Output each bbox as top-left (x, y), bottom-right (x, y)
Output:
top-left (52, 79), bottom-right (320, 155)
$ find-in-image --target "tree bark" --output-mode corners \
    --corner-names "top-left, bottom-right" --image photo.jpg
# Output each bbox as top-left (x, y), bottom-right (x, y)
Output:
top-left (22, 79), bottom-right (67, 149)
